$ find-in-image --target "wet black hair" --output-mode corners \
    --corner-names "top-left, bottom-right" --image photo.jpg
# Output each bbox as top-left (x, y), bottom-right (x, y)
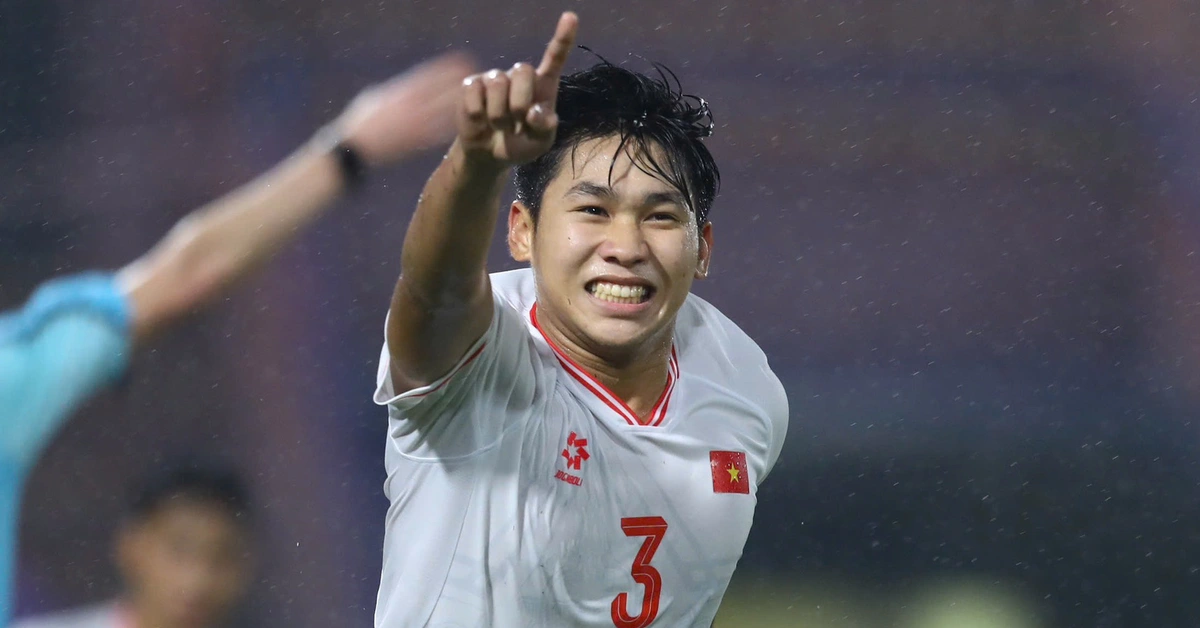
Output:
top-left (514, 55), bottom-right (720, 225)
top-left (126, 460), bottom-right (250, 523)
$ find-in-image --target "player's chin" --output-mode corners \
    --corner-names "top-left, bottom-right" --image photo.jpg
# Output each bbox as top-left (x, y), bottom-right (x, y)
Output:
top-left (581, 318), bottom-right (659, 352)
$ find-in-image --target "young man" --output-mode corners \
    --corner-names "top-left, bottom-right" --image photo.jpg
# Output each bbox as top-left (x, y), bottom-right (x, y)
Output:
top-left (0, 52), bottom-right (475, 625)
top-left (373, 13), bottom-right (789, 627)
top-left (13, 463), bottom-right (253, 628)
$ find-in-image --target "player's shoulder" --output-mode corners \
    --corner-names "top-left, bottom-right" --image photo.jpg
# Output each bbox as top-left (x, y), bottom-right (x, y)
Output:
top-left (676, 292), bottom-right (770, 368)
top-left (11, 602), bottom-right (117, 628)
top-left (488, 267), bottom-right (537, 315)
top-left (675, 292), bottom-right (787, 414)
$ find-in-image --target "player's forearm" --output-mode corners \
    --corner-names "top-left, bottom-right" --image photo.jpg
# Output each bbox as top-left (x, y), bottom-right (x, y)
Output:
top-left (117, 136), bottom-right (345, 341)
top-left (395, 139), bottom-right (507, 307)
top-left (385, 140), bottom-right (507, 389)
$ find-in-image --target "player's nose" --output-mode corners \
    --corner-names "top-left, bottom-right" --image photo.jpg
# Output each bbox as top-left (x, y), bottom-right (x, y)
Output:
top-left (599, 219), bottom-right (648, 267)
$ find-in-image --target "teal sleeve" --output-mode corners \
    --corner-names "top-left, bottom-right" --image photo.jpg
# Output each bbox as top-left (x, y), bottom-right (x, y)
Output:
top-left (0, 273), bottom-right (133, 470)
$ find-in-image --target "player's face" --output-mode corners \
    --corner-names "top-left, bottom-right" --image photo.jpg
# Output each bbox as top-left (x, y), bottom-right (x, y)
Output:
top-left (509, 135), bottom-right (713, 359)
top-left (117, 499), bottom-right (250, 628)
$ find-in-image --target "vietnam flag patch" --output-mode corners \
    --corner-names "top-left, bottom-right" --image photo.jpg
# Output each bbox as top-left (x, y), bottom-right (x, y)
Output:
top-left (710, 450), bottom-right (750, 494)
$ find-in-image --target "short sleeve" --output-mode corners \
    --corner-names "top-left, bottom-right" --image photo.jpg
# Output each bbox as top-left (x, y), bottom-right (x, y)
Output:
top-left (0, 273), bottom-right (132, 469)
top-left (374, 294), bottom-right (539, 460)
top-left (675, 293), bottom-right (790, 486)
top-left (759, 364), bottom-right (790, 483)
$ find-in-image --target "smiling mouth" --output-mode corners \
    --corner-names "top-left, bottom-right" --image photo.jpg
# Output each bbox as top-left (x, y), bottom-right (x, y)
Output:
top-left (586, 280), bottom-right (654, 305)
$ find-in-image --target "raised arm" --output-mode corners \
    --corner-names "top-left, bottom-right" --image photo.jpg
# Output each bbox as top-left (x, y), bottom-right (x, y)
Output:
top-left (386, 13), bottom-right (577, 392)
top-left (116, 52), bottom-right (474, 345)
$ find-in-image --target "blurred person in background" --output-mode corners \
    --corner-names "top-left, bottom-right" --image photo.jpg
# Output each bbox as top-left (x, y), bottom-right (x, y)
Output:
top-left (12, 462), bottom-right (253, 628)
top-left (0, 52), bottom-right (475, 625)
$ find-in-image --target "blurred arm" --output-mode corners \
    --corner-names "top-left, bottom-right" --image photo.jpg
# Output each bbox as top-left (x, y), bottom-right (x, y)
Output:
top-left (115, 52), bottom-right (475, 346)
top-left (114, 140), bottom-right (344, 345)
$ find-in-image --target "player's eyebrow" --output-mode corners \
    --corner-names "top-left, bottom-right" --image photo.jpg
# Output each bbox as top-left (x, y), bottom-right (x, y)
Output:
top-left (565, 181), bottom-right (615, 200)
top-left (566, 182), bottom-right (687, 209)
top-left (642, 190), bottom-right (687, 209)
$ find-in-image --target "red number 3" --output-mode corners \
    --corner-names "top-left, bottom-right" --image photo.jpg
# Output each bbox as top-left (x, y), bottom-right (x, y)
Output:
top-left (611, 516), bottom-right (668, 628)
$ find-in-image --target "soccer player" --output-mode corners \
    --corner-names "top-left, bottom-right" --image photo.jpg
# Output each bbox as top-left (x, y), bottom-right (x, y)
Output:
top-left (13, 463), bottom-right (253, 628)
top-left (0, 51), bottom-right (475, 625)
top-left (373, 13), bottom-right (789, 627)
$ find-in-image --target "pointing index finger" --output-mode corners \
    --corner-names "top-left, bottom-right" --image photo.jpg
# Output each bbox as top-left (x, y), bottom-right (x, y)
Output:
top-left (535, 12), bottom-right (578, 87)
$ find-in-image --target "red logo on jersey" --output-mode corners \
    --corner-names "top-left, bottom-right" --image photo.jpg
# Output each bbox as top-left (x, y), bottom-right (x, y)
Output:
top-left (710, 451), bottom-right (750, 494)
top-left (554, 470), bottom-right (582, 486)
top-left (561, 432), bottom-right (590, 470)
top-left (555, 432), bottom-right (590, 487)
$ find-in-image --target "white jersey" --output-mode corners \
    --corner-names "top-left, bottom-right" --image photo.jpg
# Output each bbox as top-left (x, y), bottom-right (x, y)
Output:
top-left (11, 602), bottom-right (120, 628)
top-left (373, 268), bottom-right (788, 628)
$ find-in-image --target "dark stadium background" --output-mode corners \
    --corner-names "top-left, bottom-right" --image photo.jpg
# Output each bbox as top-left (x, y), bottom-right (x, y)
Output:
top-left (3, 1), bottom-right (1199, 625)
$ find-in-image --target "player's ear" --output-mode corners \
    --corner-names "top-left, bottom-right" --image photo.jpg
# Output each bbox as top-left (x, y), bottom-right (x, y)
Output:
top-left (508, 201), bottom-right (535, 263)
top-left (695, 221), bottom-right (713, 279)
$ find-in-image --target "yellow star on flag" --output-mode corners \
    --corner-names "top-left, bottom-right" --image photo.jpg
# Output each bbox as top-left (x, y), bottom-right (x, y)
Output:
top-left (727, 465), bottom-right (740, 483)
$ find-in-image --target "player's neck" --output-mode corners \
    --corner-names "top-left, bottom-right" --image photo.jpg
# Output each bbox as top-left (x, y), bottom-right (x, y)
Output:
top-left (538, 315), bottom-right (673, 422)
top-left (579, 345), bottom-right (671, 421)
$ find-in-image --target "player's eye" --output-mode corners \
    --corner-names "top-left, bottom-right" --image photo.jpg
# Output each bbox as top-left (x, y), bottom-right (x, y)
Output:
top-left (648, 212), bottom-right (680, 222)
top-left (575, 205), bottom-right (608, 217)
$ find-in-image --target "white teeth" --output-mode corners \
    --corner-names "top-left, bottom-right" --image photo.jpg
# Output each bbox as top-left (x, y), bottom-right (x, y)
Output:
top-left (589, 281), bottom-right (649, 304)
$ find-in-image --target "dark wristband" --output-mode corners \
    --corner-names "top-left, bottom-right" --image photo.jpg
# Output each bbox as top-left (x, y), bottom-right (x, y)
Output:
top-left (333, 140), bottom-right (367, 191)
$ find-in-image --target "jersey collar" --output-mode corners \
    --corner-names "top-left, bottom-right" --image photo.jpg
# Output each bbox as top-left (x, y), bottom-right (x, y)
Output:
top-left (530, 303), bottom-right (678, 427)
